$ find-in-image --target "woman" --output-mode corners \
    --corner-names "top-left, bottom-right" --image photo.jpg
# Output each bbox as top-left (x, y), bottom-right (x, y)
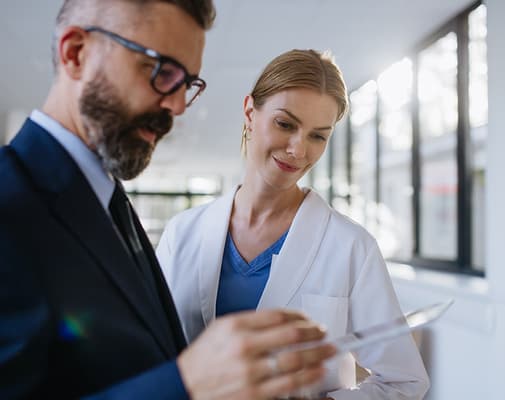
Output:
top-left (157, 49), bottom-right (429, 399)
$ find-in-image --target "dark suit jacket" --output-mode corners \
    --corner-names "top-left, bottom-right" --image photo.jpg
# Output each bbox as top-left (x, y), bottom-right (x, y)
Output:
top-left (0, 120), bottom-right (189, 399)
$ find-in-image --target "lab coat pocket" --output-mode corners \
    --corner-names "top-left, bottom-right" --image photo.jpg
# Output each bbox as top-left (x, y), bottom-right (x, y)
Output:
top-left (301, 293), bottom-right (348, 338)
top-left (300, 294), bottom-right (355, 394)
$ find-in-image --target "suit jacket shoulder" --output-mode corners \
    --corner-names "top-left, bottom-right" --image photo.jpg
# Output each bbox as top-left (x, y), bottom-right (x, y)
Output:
top-left (0, 120), bottom-right (188, 399)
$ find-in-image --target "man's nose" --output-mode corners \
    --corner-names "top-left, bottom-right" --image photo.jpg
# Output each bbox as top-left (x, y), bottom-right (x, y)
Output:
top-left (160, 85), bottom-right (187, 116)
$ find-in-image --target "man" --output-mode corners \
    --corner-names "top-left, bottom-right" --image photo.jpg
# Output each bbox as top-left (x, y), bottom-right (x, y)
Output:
top-left (0, 1), bottom-right (335, 399)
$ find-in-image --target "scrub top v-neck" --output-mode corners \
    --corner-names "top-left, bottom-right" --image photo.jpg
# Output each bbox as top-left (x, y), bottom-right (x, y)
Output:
top-left (215, 229), bottom-right (288, 316)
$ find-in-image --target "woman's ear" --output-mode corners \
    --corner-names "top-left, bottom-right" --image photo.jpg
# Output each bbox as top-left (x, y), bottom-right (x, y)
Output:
top-left (57, 26), bottom-right (89, 80)
top-left (243, 94), bottom-right (255, 125)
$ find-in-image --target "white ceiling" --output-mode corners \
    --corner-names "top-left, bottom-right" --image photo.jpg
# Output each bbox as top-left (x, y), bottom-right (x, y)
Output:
top-left (1, 0), bottom-right (476, 179)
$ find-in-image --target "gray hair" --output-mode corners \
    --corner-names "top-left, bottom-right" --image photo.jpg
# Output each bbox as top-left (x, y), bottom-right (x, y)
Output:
top-left (51, 0), bottom-right (216, 71)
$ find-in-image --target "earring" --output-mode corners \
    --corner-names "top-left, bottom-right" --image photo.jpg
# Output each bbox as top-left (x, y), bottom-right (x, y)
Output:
top-left (242, 125), bottom-right (251, 140)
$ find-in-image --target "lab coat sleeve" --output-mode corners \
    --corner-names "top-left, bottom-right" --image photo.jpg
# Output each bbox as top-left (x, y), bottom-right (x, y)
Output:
top-left (156, 219), bottom-right (174, 269)
top-left (156, 217), bottom-right (179, 286)
top-left (328, 241), bottom-right (430, 400)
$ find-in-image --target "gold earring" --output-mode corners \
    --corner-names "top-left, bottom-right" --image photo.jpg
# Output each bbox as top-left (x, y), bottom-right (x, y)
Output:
top-left (242, 126), bottom-right (251, 140)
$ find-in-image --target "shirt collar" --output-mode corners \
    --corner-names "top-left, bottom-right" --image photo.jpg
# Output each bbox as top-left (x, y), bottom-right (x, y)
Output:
top-left (29, 109), bottom-right (115, 212)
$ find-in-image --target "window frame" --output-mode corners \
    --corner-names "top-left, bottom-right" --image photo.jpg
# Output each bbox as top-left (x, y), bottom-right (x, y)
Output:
top-left (330, 0), bottom-right (485, 276)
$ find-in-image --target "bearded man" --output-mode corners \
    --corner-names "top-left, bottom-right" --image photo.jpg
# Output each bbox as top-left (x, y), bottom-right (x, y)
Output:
top-left (0, 1), bottom-right (335, 399)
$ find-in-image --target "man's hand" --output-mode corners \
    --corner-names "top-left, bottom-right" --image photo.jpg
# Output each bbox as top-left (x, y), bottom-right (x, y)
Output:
top-left (177, 309), bottom-right (336, 400)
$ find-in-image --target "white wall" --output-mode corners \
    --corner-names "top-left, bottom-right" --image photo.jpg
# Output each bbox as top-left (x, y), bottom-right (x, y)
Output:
top-left (5, 109), bottom-right (29, 144)
top-left (390, 1), bottom-right (505, 398)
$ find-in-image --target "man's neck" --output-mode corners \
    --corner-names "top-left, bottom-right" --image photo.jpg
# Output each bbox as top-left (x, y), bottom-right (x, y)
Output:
top-left (42, 83), bottom-right (92, 149)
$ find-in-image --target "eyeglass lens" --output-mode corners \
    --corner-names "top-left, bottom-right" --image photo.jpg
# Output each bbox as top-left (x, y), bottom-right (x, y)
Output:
top-left (153, 63), bottom-right (203, 106)
top-left (153, 63), bottom-right (185, 93)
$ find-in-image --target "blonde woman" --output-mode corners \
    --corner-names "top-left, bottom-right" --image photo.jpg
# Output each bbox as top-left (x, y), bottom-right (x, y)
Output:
top-left (157, 49), bottom-right (429, 399)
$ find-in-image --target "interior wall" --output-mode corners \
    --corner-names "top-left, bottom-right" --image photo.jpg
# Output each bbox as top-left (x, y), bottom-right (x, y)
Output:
top-left (0, 112), bottom-right (6, 145)
top-left (485, 0), bottom-right (505, 394)
top-left (391, 1), bottom-right (505, 398)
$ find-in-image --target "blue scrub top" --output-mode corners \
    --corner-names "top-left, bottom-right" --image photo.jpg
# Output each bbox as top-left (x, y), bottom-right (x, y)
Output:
top-left (216, 229), bottom-right (288, 316)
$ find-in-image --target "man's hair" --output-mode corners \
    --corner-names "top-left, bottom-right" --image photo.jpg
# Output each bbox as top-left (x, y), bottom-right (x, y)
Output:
top-left (51, 0), bottom-right (216, 70)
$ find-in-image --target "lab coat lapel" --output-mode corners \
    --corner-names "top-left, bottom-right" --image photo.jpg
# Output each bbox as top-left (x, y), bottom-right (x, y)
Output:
top-left (198, 187), bottom-right (237, 325)
top-left (258, 190), bottom-right (331, 309)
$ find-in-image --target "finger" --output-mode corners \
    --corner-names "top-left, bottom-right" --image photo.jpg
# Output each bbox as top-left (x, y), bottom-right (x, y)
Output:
top-left (222, 309), bottom-right (310, 331)
top-left (254, 366), bottom-right (327, 399)
top-left (252, 343), bottom-right (335, 383)
top-left (241, 320), bottom-right (328, 356)
top-left (274, 342), bottom-right (337, 373)
top-left (237, 342), bottom-right (335, 384)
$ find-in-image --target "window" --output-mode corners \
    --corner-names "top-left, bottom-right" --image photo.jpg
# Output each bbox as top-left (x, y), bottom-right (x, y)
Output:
top-left (468, 4), bottom-right (487, 270)
top-left (124, 173), bottom-right (221, 246)
top-left (418, 32), bottom-right (459, 260)
top-left (378, 58), bottom-right (414, 259)
top-left (331, 117), bottom-right (350, 215)
top-left (331, 2), bottom-right (487, 275)
top-left (349, 80), bottom-right (378, 234)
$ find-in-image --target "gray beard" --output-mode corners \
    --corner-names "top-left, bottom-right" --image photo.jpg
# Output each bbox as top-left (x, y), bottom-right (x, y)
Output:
top-left (79, 72), bottom-right (173, 180)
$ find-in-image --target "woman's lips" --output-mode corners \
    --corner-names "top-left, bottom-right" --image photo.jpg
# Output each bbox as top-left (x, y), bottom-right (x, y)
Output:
top-left (273, 157), bottom-right (300, 172)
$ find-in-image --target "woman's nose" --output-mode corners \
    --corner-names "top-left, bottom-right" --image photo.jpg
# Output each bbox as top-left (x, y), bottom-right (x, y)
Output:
top-left (286, 136), bottom-right (307, 159)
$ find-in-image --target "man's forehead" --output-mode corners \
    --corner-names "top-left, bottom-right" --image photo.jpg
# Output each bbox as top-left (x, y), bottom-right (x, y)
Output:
top-left (119, 2), bottom-right (205, 73)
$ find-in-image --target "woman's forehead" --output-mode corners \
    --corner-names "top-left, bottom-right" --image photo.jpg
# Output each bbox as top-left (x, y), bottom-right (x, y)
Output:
top-left (260, 89), bottom-right (339, 125)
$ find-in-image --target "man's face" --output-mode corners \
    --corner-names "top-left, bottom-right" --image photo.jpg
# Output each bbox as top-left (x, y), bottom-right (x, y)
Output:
top-left (77, 2), bottom-right (205, 180)
top-left (79, 71), bottom-right (173, 180)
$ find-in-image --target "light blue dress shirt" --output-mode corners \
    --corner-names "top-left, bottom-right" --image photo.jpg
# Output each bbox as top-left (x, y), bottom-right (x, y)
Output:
top-left (29, 109), bottom-right (114, 212)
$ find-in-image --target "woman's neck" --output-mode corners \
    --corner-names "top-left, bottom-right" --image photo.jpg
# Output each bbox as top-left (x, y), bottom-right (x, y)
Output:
top-left (232, 181), bottom-right (306, 228)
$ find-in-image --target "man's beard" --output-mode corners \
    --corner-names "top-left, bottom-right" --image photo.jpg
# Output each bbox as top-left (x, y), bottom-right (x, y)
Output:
top-left (79, 72), bottom-right (173, 180)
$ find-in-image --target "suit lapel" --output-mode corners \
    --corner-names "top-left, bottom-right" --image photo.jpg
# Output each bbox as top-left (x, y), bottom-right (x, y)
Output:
top-left (10, 120), bottom-right (177, 356)
top-left (198, 188), bottom-right (237, 325)
top-left (257, 190), bottom-right (331, 309)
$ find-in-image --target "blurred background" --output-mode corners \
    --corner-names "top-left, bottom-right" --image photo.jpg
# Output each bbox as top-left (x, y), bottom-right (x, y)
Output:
top-left (2, 1), bottom-right (504, 398)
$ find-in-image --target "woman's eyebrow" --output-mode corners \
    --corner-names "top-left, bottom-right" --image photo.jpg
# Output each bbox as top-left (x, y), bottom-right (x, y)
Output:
top-left (276, 108), bottom-right (333, 131)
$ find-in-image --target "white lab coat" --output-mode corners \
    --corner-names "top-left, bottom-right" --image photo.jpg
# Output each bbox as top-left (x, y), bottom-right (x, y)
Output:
top-left (157, 187), bottom-right (430, 399)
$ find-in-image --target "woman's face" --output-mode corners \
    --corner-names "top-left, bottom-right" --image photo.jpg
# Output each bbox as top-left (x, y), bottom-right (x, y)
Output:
top-left (244, 87), bottom-right (339, 190)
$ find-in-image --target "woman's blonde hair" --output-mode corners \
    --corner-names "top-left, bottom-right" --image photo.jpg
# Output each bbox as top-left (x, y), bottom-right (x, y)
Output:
top-left (241, 49), bottom-right (348, 156)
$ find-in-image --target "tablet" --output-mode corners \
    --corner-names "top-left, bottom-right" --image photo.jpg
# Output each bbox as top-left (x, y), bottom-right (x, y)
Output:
top-left (281, 300), bottom-right (453, 399)
top-left (332, 299), bottom-right (454, 354)
top-left (284, 299), bottom-right (453, 356)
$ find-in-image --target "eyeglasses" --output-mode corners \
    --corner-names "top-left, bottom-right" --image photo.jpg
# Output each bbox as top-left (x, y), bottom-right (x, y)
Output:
top-left (84, 26), bottom-right (206, 107)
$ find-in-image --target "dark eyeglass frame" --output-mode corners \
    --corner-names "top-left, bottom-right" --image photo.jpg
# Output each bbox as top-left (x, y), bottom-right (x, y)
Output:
top-left (83, 26), bottom-right (206, 107)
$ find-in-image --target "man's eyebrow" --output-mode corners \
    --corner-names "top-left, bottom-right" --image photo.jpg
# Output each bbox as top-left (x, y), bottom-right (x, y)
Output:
top-left (276, 108), bottom-right (333, 131)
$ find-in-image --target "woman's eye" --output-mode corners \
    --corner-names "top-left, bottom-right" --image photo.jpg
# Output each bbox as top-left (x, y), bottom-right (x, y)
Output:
top-left (275, 119), bottom-right (294, 130)
top-left (312, 133), bottom-right (328, 141)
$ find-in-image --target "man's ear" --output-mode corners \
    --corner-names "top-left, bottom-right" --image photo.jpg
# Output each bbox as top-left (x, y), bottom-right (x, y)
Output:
top-left (57, 26), bottom-right (89, 80)
top-left (243, 94), bottom-right (255, 125)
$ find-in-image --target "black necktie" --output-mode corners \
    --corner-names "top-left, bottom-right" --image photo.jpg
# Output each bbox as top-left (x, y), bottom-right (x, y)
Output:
top-left (109, 181), bottom-right (156, 287)
top-left (108, 181), bottom-right (186, 351)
